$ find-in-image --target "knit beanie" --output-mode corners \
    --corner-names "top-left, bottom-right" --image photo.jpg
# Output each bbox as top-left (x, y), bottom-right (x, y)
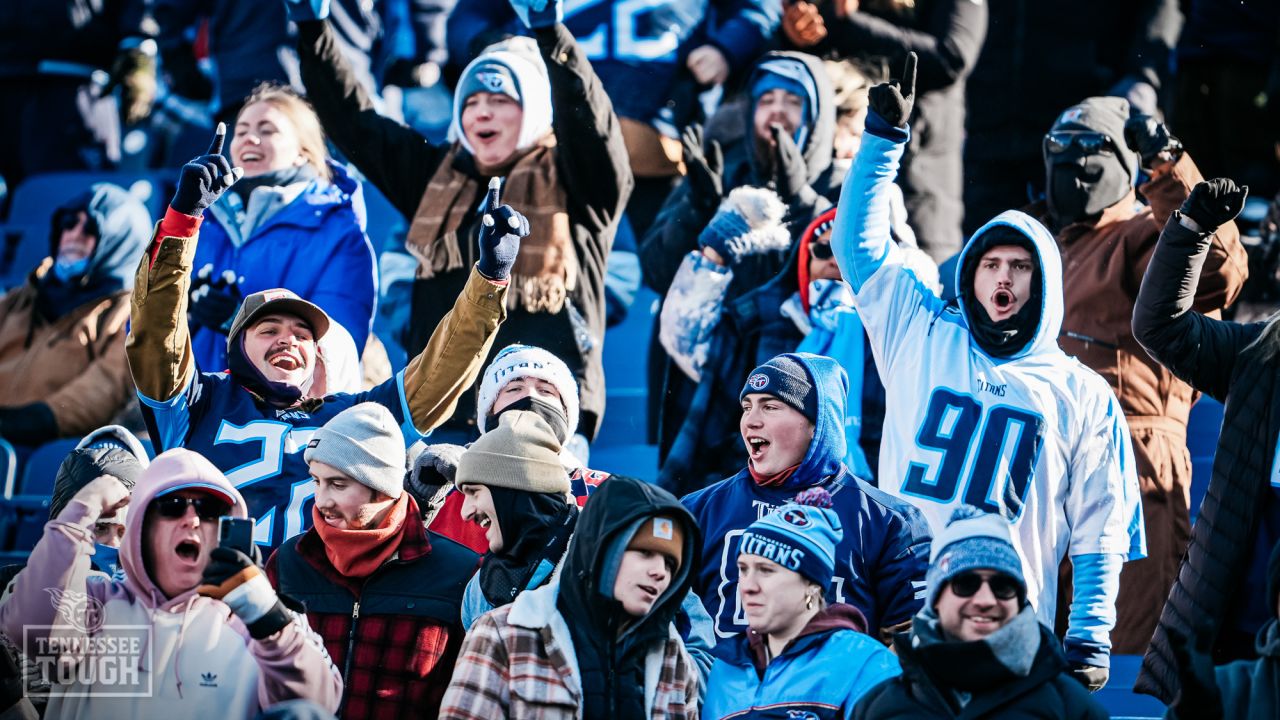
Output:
top-left (738, 487), bottom-right (842, 587)
top-left (926, 506), bottom-right (1027, 607)
top-left (476, 344), bottom-right (579, 436)
top-left (751, 57), bottom-right (817, 148)
top-left (454, 410), bottom-right (569, 494)
top-left (698, 187), bottom-right (791, 265)
top-left (1048, 96), bottom-right (1138, 186)
top-left (450, 46), bottom-right (553, 157)
top-left (740, 354), bottom-right (819, 424)
top-left (627, 515), bottom-right (686, 573)
top-left (303, 403), bottom-right (406, 499)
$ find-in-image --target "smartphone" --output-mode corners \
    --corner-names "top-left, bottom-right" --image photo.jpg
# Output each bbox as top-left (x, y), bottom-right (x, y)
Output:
top-left (218, 517), bottom-right (255, 556)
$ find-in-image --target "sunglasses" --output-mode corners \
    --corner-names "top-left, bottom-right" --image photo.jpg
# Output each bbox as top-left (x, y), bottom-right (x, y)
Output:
top-left (948, 572), bottom-right (1022, 601)
top-left (810, 241), bottom-right (834, 260)
top-left (154, 495), bottom-right (232, 520)
top-left (1043, 131), bottom-right (1114, 155)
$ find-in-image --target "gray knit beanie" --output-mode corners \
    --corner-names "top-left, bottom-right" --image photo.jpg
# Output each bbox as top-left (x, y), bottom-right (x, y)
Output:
top-left (454, 410), bottom-right (569, 494)
top-left (303, 403), bottom-right (405, 499)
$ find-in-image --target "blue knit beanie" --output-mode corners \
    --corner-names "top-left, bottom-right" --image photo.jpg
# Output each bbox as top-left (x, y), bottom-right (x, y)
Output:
top-left (926, 506), bottom-right (1027, 607)
top-left (738, 489), bottom-right (842, 587)
top-left (741, 354), bottom-right (818, 424)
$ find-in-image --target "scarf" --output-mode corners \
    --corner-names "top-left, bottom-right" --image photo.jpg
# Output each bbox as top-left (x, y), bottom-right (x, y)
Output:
top-left (907, 605), bottom-right (1041, 708)
top-left (478, 487), bottom-right (577, 607)
top-left (405, 142), bottom-right (576, 314)
top-left (312, 493), bottom-right (410, 579)
top-left (749, 463), bottom-right (801, 488)
top-left (230, 164), bottom-right (316, 206)
top-left (227, 330), bottom-right (311, 408)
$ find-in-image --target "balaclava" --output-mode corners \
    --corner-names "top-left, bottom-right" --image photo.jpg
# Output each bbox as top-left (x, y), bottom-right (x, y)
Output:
top-left (960, 225), bottom-right (1043, 358)
top-left (1044, 97), bottom-right (1138, 228)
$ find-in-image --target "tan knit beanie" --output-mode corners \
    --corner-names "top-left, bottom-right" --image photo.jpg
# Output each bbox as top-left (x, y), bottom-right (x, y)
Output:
top-left (454, 410), bottom-right (568, 494)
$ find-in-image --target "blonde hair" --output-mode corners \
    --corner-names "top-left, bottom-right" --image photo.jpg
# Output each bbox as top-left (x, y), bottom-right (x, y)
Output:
top-left (238, 83), bottom-right (332, 181)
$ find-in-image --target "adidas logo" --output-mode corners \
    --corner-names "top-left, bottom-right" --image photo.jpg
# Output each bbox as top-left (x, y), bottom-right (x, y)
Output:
top-left (199, 672), bottom-right (218, 688)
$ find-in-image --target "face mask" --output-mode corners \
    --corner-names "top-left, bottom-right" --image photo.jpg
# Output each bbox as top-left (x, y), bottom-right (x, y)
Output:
top-left (93, 543), bottom-right (126, 581)
top-left (53, 257), bottom-right (90, 283)
top-left (1045, 153), bottom-right (1130, 227)
top-left (490, 394), bottom-right (570, 445)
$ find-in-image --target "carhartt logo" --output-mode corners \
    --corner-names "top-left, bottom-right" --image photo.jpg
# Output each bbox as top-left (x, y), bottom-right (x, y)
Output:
top-left (653, 518), bottom-right (673, 540)
top-left (747, 373), bottom-right (769, 390)
top-left (200, 672), bottom-right (218, 688)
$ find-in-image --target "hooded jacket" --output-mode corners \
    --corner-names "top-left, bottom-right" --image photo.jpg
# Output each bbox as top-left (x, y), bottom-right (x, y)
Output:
top-left (0, 449), bottom-right (342, 719)
top-left (683, 353), bottom-right (931, 642)
top-left (832, 121), bottom-right (1144, 666)
top-left (191, 162), bottom-right (378, 372)
top-left (1166, 619), bottom-right (1280, 720)
top-left (439, 477), bottom-right (701, 719)
top-left (0, 183), bottom-right (149, 435)
top-left (704, 604), bottom-right (901, 719)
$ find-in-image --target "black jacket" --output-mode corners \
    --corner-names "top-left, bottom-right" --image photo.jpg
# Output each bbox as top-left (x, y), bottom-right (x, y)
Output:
top-left (853, 623), bottom-right (1107, 719)
top-left (296, 19), bottom-right (631, 440)
top-left (1166, 620), bottom-right (1280, 720)
top-left (1132, 214), bottom-right (1280, 703)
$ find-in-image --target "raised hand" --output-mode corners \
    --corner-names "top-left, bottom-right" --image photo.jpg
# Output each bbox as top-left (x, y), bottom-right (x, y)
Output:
top-left (770, 124), bottom-right (808, 202)
top-left (1124, 115), bottom-right (1183, 169)
top-left (282, 0), bottom-right (331, 23)
top-left (198, 547), bottom-right (293, 638)
top-left (682, 124), bottom-right (724, 214)
top-left (868, 52), bottom-right (917, 129)
top-left (1181, 178), bottom-right (1248, 232)
top-left (170, 123), bottom-right (243, 217)
top-left (510, 0), bottom-right (563, 29)
top-left (477, 177), bottom-right (529, 281)
top-left (70, 475), bottom-right (131, 521)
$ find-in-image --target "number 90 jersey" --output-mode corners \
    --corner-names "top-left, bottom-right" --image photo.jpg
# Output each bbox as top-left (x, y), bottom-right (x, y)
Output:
top-left (836, 161), bottom-right (1145, 628)
top-left (140, 370), bottom-right (421, 551)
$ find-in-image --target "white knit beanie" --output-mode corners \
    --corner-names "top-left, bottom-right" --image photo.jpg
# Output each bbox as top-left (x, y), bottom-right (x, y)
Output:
top-left (449, 43), bottom-right (553, 156)
top-left (303, 403), bottom-right (406, 499)
top-left (476, 344), bottom-right (579, 435)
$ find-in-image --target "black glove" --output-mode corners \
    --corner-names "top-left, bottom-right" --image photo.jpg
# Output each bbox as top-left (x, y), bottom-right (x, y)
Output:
top-left (406, 442), bottom-right (465, 512)
top-left (197, 547), bottom-right (292, 639)
top-left (1123, 115), bottom-right (1183, 169)
top-left (1068, 664), bottom-right (1109, 693)
top-left (681, 124), bottom-right (724, 214)
top-left (1167, 627), bottom-right (1224, 720)
top-left (476, 179), bottom-right (529, 281)
top-left (868, 52), bottom-right (917, 129)
top-left (170, 124), bottom-right (242, 217)
top-left (0, 402), bottom-right (58, 446)
top-left (189, 265), bottom-right (242, 334)
top-left (1181, 178), bottom-right (1249, 232)
top-left (769, 123), bottom-right (808, 202)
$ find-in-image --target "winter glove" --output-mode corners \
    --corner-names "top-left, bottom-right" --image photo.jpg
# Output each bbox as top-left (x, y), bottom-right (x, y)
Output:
top-left (406, 443), bottom-right (466, 510)
top-left (170, 124), bottom-right (243, 217)
top-left (681, 124), bottom-right (724, 215)
top-left (282, 0), bottom-right (331, 23)
top-left (197, 547), bottom-right (293, 639)
top-left (867, 52), bottom-right (916, 130)
top-left (104, 41), bottom-right (158, 126)
top-left (1123, 115), bottom-right (1183, 170)
top-left (697, 187), bottom-right (790, 266)
top-left (1167, 627), bottom-right (1224, 720)
top-left (189, 266), bottom-right (243, 334)
top-left (1068, 664), bottom-right (1109, 693)
top-left (769, 123), bottom-right (809, 203)
top-left (1180, 178), bottom-right (1248, 232)
top-left (0, 402), bottom-right (58, 446)
top-left (510, 0), bottom-right (563, 29)
top-left (476, 178), bottom-right (529, 281)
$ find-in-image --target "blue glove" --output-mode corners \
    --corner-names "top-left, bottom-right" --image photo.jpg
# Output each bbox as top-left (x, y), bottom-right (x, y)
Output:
top-left (697, 207), bottom-right (752, 265)
top-left (189, 265), bottom-right (243, 334)
top-left (170, 123), bottom-right (242, 217)
top-left (477, 178), bottom-right (528, 281)
top-left (510, 0), bottom-right (562, 29)
top-left (283, 0), bottom-right (331, 23)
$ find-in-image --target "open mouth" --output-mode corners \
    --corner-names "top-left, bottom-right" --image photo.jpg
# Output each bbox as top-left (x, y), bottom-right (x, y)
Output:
top-left (992, 290), bottom-right (1015, 311)
top-left (746, 436), bottom-right (770, 458)
top-left (239, 150), bottom-right (263, 163)
top-left (636, 584), bottom-right (658, 600)
top-left (267, 351), bottom-right (301, 371)
top-left (175, 539), bottom-right (201, 562)
top-left (476, 514), bottom-right (492, 529)
top-left (475, 129), bottom-right (499, 142)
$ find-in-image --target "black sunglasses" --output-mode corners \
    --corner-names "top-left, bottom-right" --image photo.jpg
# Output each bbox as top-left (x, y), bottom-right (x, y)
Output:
top-left (1043, 131), bottom-right (1114, 155)
top-left (948, 572), bottom-right (1022, 601)
top-left (810, 241), bottom-right (834, 260)
top-left (154, 495), bottom-right (231, 520)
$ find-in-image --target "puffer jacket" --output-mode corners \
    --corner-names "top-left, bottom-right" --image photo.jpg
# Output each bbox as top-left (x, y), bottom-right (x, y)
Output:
top-left (191, 161), bottom-right (378, 372)
top-left (0, 183), bottom-right (150, 436)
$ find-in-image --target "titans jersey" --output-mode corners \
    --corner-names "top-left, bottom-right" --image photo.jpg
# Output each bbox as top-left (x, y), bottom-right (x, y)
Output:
top-left (831, 131), bottom-right (1145, 627)
top-left (140, 371), bottom-right (422, 550)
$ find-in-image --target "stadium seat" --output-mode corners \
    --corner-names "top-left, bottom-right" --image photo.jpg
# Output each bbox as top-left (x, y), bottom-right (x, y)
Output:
top-left (1187, 397), bottom-right (1224, 524)
top-left (358, 180), bottom-right (406, 254)
top-left (7, 171), bottom-right (171, 226)
top-left (17, 438), bottom-right (80, 498)
top-left (0, 437), bottom-right (15, 499)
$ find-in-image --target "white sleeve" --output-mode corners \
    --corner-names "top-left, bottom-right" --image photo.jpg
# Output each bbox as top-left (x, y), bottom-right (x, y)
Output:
top-left (659, 251), bottom-right (733, 382)
top-left (1065, 383), bottom-right (1147, 559)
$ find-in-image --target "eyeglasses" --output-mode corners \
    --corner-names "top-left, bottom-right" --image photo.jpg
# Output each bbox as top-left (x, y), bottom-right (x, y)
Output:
top-left (810, 242), bottom-right (834, 260)
top-left (947, 572), bottom-right (1022, 601)
top-left (1043, 131), bottom-right (1114, 155)
top-left (154, 495), bottom-right (231, 520)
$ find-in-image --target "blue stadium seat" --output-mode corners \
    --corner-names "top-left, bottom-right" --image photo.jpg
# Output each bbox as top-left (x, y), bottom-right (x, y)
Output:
top-left (0, 222), bottom-right (48, 290)
top-left (358, 180), bottom-right (406, 254)
top-left (5, 496), bottom-right (51, 552)
top-left (7, 171), bottom-right (171, 226)
top-left (0, 438), bottom-right (15, 499)
top-left (1187, 397), bottom-right (1224, 524)
top-left (17, 438), bottom-right (80, 498)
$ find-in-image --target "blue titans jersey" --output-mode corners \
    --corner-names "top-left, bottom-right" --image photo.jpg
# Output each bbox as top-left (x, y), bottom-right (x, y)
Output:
top-left (140, 371), bottom-right (422, 550)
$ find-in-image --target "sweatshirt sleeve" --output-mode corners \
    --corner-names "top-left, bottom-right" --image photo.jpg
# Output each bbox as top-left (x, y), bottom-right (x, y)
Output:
top-left (251, 610), bottom-right (343, 713)
top-left (1064, 552), bottom-right (1125, 669)
top-left (126, 209), bottom-right (202, 404)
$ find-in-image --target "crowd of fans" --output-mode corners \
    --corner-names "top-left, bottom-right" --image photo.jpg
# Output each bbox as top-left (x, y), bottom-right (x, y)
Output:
top-left (1, 0), bottom-right (1280, 718)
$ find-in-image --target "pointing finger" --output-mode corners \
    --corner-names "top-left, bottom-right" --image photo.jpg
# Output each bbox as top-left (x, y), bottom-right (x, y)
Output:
top-left (486, 177), bottom-right (501, 213)
top-left (901, 52), bottom-right (917, 99)
top-left (208, 122), bottom-right (226, 156)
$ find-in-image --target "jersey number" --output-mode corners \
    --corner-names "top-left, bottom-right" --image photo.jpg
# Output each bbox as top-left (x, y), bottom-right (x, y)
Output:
top-left (215, 420), bottom-right (317, 545)
top-left (901, 388), bottom-right (1044, 521)
top-left (567, 0), bottom-right (701, 63)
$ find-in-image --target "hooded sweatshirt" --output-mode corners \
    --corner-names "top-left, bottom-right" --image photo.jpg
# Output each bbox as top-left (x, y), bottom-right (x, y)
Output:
top-left (0, 449), bottom-right (342, 719)
top-left (683, 353), bottom-right (931, 640)
top-left (830, 117), bottom-right (1146, 664)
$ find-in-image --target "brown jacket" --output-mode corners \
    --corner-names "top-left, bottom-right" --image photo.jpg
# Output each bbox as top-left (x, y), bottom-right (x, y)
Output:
top-left (0, 260), bottom-right (134, 436)
top-left (1048, 154), bottom-right (1247, 427)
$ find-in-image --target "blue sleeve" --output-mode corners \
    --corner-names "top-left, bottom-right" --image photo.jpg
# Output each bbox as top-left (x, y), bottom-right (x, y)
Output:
top-left (829, 114), bottom-right (910, 294)
top-left (351, 369), bottom-right (427, 444)
top-left (137, 373), bottom-right (207, 452)
top-left (859, 481), bottom-right (931, 631)
top-left (445, 0), bottom-right (518, 65)
top-left (705, 0), bottom-right (779, 70)
top-left (676, 590), bottom-right (716, 697)
top-left (1064, 552), bottom-right (1124, 669)
top-left (308, 223), bottom-right (378, 353)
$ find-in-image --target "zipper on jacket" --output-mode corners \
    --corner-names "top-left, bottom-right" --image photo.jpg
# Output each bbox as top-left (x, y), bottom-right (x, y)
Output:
top-left (338, 600), bottom-right (360, 715)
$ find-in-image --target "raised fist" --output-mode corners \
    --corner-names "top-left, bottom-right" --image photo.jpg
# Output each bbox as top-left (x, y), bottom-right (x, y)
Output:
top-left (1181, 178), bottom-right (1248, 232)
top-left (868, 52), bottom-right (917, 129)
top-left (477, 178), bottom-right (529, 281)
top-left (170, 123), bottom-right (242, 217)
top-left (1123, 115), bottom-right (1183, 169)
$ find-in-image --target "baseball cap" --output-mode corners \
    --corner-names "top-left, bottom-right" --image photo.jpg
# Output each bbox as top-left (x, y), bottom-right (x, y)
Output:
top-left (226, 288), bottom-right (331, 347)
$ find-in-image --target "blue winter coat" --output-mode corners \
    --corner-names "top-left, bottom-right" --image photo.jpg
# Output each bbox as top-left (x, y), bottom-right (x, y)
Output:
top-left (682, 353), bottom-right (932, 641)
top-left (190, 162), bottom-right (378, 372)
top-left (703, 604), bottom-right (901, 720)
